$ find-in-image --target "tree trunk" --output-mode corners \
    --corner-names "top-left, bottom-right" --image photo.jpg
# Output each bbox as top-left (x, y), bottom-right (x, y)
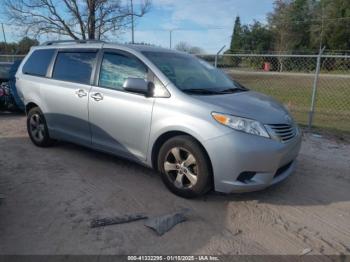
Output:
top-left (87, 0), bottom-right (96, 40)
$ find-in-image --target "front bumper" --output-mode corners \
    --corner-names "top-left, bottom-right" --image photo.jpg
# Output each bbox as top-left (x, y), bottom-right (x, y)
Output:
top-left (203, 128), bottom-right (302, 193)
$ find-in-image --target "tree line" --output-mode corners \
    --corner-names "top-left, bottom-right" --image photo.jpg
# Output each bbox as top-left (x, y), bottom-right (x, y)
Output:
top-left (0, 37), bottom-right (39, 55)
top-left (226, 0), bottom-right (350, 55)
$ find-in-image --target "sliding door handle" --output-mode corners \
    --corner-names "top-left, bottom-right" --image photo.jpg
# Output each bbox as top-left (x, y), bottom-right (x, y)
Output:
top-left (91, 92), bottom-right (104, 101)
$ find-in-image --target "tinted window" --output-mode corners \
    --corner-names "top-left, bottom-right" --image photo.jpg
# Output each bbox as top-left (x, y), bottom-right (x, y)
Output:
top-left (22, 49), bottom-right (55, 77)
top-left (99, 53), bottom-right (147, 90)
top-left (52, 52), bottom-right (96, 84)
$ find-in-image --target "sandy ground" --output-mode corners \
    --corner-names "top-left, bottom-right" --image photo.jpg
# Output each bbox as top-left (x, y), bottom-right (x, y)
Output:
top-left (0, 113), bottom-right (350, 255)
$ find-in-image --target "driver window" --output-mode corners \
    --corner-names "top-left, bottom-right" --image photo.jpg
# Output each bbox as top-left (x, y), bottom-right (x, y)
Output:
top-left (99, 52), bottom-right (148, 91)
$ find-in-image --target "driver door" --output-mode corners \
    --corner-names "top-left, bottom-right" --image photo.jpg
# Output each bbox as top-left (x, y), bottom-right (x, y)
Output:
top-left (88, 50), bottom-right (154, 161)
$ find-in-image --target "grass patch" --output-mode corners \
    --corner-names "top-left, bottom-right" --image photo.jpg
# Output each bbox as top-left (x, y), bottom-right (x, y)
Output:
top-left (229, 72), bottom-right (350, 132)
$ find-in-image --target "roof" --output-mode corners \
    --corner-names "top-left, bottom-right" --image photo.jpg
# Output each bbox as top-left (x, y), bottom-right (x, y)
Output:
top-left (121, 44), bottom-right (180, 53)
top-left (34, 40), bottom-right (181, 54)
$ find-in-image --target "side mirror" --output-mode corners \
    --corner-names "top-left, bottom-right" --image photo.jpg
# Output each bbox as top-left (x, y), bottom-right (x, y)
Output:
top-left (123, 78), bottom-right (154, 97)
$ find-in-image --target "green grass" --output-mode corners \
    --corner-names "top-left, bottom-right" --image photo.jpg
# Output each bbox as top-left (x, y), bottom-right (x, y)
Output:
top-left (229, 72), bottom-right (350, 132)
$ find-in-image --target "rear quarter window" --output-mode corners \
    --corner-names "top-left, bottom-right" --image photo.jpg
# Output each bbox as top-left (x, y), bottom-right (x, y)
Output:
top-left (22, 49), bottom-right (55, 77)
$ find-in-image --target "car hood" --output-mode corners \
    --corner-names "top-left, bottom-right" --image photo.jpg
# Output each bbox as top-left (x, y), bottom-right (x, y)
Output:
top-left (192, 91), bottom-right (292, 124)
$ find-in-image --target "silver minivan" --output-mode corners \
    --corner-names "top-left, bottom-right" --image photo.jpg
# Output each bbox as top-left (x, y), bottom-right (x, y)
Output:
top-left (16, 40), bottom-right (302, 198)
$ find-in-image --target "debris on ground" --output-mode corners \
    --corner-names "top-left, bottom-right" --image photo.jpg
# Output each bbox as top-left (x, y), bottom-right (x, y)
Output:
top-left (144, 209), bottom-right (191, 236)
top-left (91, 213), bottom-right (148, 228)
top-left (300, 248), bottom-right (312, 255)
top-left (233, 229), bottom-right (242, 236)
top-left (311, 134), bottom-right (323, 138)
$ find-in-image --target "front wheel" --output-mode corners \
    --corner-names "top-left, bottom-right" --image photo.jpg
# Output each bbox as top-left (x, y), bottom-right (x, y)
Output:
top-left (158, 135), bottom-right (212, 198)
top-left (27, 107), bottom-right (54, 147)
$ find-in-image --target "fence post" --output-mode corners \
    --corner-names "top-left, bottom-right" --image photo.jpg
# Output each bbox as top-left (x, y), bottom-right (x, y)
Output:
top-left (214, 45), bottom-right (226, 68)
top-left (308, 47), bottom-right (325, 129)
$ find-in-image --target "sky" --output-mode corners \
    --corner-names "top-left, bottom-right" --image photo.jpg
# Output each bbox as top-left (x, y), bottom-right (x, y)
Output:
top-left (129, 0), bottom-right (274, 53)
top-left (1, 0), bottom-right (274, 54)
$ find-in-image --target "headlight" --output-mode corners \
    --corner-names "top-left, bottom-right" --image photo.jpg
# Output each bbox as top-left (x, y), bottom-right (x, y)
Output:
top-left (212, 112), bottom-right (270, 138)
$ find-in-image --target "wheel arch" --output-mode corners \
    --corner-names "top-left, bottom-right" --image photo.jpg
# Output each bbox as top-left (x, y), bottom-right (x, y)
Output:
top-left (151, 131), bottom-right (213, 176)
top-left (25, 102), bottom-right (39, 114)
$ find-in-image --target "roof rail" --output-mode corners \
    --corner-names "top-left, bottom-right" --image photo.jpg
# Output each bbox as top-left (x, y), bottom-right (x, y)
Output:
top-left (41, 40), bottom-right (105, 46)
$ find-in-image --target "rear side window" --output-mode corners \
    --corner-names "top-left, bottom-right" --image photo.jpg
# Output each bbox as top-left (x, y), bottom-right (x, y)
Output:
top-left (99, 52), bottom-right (147, 91)
top-left (22, 49), bottom-right (55, 77)
top-left (52, 52), bottom-right (97, 85)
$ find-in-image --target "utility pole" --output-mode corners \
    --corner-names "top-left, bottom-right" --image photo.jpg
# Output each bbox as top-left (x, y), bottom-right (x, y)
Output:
top-left (1, 23), bottom-right (7, 44)
top-left (131, 0), bottom-right (134, 44)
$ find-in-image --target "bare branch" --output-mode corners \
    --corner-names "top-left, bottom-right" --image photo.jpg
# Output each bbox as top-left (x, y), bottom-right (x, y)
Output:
top-left (63, 0), bottom-right (87, 39)
top-left (4, 0), bottom-right (152, 40)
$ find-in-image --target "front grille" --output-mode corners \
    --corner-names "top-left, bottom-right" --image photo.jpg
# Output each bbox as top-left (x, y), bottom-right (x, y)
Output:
top-left (266, 123), bottom-right (296, 143)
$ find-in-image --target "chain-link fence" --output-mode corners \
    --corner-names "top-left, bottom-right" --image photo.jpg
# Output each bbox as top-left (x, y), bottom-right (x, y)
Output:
top-left (199, 53), bottom-right (350, 132)
top-left (1, 53), bottom-right (350, 132)
top-left (0, 55), bottom-right (25, 63)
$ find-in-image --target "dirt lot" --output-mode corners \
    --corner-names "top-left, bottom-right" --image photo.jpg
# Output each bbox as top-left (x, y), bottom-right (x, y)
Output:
top-left (0, 113), bottom-right (350, 255)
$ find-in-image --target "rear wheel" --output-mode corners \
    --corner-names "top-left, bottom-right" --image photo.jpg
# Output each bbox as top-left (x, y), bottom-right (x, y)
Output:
top-left (158, 135), bottom-right (212, 198)
top-left (27, 107), bottom-right (54, 147)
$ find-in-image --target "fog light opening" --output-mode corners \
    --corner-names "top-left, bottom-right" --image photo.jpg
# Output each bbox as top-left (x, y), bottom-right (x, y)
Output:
top-left (237, 172), bottom-right (256, 183)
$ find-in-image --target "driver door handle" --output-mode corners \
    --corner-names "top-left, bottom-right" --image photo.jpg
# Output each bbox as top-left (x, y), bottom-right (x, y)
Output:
top-left (75, 89), bottom-right (87, 98)
top-left (91, 92), bottom-right (104, 101)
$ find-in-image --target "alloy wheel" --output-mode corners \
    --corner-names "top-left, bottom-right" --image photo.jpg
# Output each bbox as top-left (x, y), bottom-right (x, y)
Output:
top-left (29, 113), bottom-right (45, 143)
top-left (164, 147), bottom-right (198, 189)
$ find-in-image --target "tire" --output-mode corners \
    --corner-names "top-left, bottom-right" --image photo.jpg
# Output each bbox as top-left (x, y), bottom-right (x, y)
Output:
top-left (157, 135), bottom-right (212, 198)
top-left (27, 107), bottom-right (55, 147)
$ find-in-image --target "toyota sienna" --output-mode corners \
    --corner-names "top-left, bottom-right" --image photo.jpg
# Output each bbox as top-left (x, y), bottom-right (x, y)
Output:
top-left (16, 40), bottom-right (302, 198)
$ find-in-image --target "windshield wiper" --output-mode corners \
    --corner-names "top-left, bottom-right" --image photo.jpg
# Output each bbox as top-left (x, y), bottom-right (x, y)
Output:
top-left (219, 88), bottom-right (247, 94)
top-left (182, 88), bottom-right (223, 95)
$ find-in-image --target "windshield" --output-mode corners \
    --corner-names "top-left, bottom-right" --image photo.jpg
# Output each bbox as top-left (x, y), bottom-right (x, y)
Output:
top-left (142, 51), bottom-right (245, 94)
